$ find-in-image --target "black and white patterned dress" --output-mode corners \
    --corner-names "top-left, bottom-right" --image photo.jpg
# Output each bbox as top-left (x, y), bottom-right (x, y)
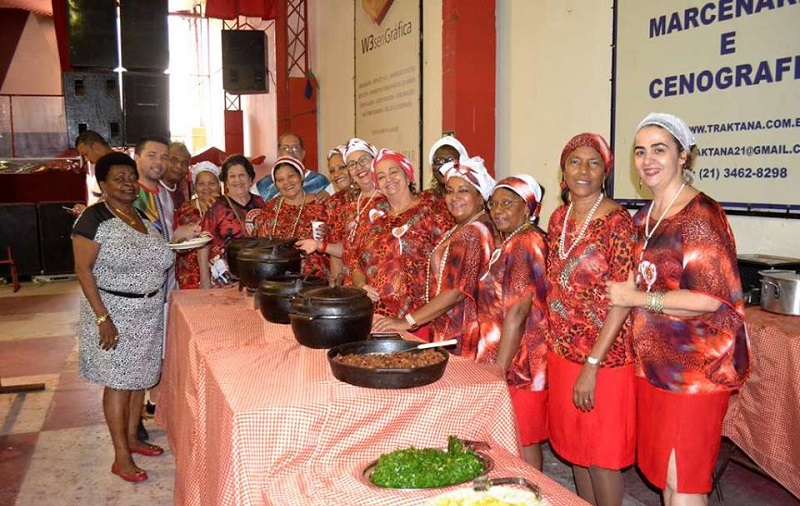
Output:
top-left (72, 203), bottom-right (174, 390)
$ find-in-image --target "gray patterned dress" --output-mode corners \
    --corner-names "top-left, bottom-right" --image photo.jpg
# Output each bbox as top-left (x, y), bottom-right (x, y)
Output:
top-left (73, 203), bottom-right (174, 390)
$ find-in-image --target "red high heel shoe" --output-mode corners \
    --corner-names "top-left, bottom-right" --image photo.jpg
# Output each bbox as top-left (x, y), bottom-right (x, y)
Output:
top-left (111, 463), bottom-right (148, 482)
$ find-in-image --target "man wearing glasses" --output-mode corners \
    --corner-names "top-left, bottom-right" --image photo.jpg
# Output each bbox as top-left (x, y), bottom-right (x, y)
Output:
top-left (254, 132), bottom-right (331, 200)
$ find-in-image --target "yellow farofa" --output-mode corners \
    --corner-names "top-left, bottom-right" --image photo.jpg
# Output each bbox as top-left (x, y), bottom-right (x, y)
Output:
top-left (434, 498), bottom-right (529, 506)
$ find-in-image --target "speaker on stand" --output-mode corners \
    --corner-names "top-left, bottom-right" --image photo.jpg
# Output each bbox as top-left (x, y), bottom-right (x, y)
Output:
top-left (222, 30), bottom-right (268, 94)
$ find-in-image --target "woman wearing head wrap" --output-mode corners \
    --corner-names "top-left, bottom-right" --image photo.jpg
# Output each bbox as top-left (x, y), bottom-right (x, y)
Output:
top-left (372, 156), bottom-right (495, 346)
top-left (428, 135), bottom-right (469, 197)
top-left (546, 133), bottom-right (636, 506)
top-left (202, 155), bottom-right (266, 285)
top-left (352, 148), bottom-right (454, 320)
top-left (250, 157), bottom-right (329, 277)
top-left (606, 113), bottom-right (749, 504)
top-left (172, 162), bottom-right (221, 289)
top-left (477, 174), bottom-right (549, 468)
top-left (72, 153), bottom-right (177, 482)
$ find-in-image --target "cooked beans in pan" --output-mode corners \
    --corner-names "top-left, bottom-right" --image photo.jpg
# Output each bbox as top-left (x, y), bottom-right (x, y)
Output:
top-left (333, 349), bottom-right (445, 369)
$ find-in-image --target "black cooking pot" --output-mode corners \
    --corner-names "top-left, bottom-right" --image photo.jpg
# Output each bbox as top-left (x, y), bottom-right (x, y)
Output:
top-left (327, 338), bottom-right (449, 389)
top-left (257, 274), bottom-right (328, 324)
top-left (237, 238), bottom-right (302, 290)
top-left (226, 237), bottom-right (278, 278)
top-left (289, 286), bottom-right (374, 348)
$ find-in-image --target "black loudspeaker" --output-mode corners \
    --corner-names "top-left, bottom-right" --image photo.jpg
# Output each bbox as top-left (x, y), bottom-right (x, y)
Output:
top-left (0, 203), bottom-right (41, 277)
top-left (63, 72), bottom-right (124, 148)
top-left (122, 72), bottom-right (170, 144)
top-left (38, 202), bottom-right (80, 275)
top-left (67, 0), bottom-right (118, 69)
top-left (120, 0), bottom-right (169, 71)
top-left (222, 30), bottom-right (268, 94)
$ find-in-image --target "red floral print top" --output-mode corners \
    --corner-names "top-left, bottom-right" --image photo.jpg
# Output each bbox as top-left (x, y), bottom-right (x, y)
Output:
top-left (632, 192), bottom-right (749, 393)
top-left (173, 200), bottom-right (203, 289)
top-left (477, 226), bottom-right (549, 391)
top-left (546, 206), bottom-right (636, 367)
top-left (202, 194), bottom-right (265, 263)
top-left (356, 192), bottom-right (454, 317)
top-left (252, 197), bottom-right (329, 277)
top-left (325, 189), bottom-right (358, 243)
top-left (428, 214), bottom-right (494, 348)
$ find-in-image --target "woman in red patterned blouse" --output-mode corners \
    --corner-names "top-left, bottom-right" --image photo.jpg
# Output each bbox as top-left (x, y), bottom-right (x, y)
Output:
top-left (173, 162), bottom-right (220, 289)
top-left (352, 148), bottom-right (453, 319)
top-left (251, 157), bottom-right (328, 277)
top-left (372, 155), bottom-right (495, 346)
top-left (607, 113), bottom-right (749, 505)
top-left (202, 155), bottom-right (265, 285)
top-left (477, 174), bottom-right (549, 469)
top-left (546, 133), bottom-right (636, 506)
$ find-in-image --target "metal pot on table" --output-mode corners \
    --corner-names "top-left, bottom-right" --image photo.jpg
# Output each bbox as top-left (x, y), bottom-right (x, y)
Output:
top-left (288, 286), bottom-right (374, 348)
top-left (226, 238), bottom-right (276, 279)
top-left (236, 238), bottom-right (302, 290)
top-left (257, 274), bottom-right (328, 324)
top-left (760, 270), bottom-right (800, 316)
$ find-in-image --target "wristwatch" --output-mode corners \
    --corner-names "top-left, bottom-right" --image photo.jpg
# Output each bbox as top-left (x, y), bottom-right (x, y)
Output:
top-left (586, 355), bottom-right (601, 366)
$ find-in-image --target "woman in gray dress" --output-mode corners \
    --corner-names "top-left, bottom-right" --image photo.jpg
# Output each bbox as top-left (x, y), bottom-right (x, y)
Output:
top-left (72, 152), bottom-right (176, 482)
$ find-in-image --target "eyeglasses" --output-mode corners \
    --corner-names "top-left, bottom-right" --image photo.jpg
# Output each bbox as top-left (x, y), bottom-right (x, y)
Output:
top-left (487, 198), bottom-right (522, 210)
top-left (278, 144), bottom-right (303, 155)
top-left (432, 155), bottom-right (457, 167)
top-left (345, 155), bottom-right (373, 170)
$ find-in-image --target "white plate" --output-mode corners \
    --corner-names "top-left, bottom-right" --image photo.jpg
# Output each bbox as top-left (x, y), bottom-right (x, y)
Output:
top-left (425, 485), bottom-right (549, 506)
top-left (167, 235), bottom-right (212, 251)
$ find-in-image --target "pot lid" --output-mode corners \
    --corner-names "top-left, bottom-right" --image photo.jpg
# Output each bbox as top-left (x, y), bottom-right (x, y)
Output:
top-left (760, 270), bottom-right (800, 281)
top-left (300, 286), bottom-right (369, 301)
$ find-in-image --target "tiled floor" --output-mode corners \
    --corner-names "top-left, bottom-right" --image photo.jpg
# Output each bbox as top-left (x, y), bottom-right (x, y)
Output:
top-left (0, 279), bottom-right (797, 506)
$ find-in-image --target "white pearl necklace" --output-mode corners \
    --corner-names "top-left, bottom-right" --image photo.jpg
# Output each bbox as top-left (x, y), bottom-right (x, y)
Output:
top-left (640, 183), bottom-right (685, 259)
top-left (558, 192), bottom-right (604, 260)
top-left (481, 220), bottom-right (531, 281)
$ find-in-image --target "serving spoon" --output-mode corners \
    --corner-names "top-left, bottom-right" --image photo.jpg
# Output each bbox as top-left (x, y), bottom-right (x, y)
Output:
top-left (416, 338), bottom-right (458, 350)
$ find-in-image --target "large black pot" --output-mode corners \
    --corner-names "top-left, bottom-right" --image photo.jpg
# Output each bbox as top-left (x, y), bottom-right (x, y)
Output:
top-left (257, 274), bottom-right (328, 324)
top-left (237, 238), bottom-right (302, 290)
top-left (289, 286), bottom-right (374, 348)
top-left (327, 338), bottom-right (449, 389)
top-left (226, 237), bottom-right (278, 278)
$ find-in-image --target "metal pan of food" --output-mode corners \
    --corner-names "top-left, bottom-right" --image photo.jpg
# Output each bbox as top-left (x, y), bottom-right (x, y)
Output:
top-left (359, 436), bottom-right (494, 490)
top-left (327, 338), bottom-right (449, 389)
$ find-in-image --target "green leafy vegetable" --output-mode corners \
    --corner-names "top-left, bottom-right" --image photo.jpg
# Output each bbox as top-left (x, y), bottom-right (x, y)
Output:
top-left (370, 436), bottom-right (484, 488)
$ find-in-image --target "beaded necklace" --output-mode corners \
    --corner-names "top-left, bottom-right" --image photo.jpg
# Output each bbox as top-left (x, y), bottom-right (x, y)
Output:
top-left (558, 192), bottom-right (603, 260)
top-left (637, 182), bottom-right (686, 292)
top-left (271, 193), bottom-right (306, 238)
top-left (424, 210), bottom-right (485, 302)
top-left (348, 189), bottom-right (379, 242)
top-left (481, 220), bottom-right (531, 280)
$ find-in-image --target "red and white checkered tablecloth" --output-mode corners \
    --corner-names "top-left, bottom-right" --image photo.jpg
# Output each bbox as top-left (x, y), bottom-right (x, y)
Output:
top-left (723, 307), bottom-right (800, 500)
top-left (157, 288), bottom-right (588, 506)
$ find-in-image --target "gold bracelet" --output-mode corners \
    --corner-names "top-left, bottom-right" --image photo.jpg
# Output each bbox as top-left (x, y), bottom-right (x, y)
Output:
top-left (646, 291), bottom-right (666, 314)
top-left (95, 314), bottom-right (111, 325)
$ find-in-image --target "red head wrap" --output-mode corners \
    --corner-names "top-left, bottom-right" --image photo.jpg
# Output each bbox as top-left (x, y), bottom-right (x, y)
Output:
top-left (371, 148), bottom-right (415, 185)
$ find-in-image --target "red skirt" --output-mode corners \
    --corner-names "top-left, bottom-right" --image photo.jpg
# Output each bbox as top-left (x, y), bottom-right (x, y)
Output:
top-left (547, 351), bottom-right (635, 469)
top-left (636, 377), bottom-right (730, 493)
top-left (509, 386), bottom-right (548, 446)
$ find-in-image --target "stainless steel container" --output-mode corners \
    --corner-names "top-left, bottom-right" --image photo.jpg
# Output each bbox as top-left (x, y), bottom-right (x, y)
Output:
top-left (759, 270), bottom-right (800, 316)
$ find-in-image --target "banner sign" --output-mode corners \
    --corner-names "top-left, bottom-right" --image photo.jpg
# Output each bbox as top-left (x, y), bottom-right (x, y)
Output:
top-left (613, 0), bottom-right (800, 213)
top-left (355, 0), bottom-right (421, 184)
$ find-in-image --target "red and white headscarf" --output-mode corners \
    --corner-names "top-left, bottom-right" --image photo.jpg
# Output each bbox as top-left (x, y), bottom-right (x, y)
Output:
top-left (327, 144), bottom-right (347, 161)
top-left (493, 174), bottom-right (544, 219)
top-left (344, 138), bottom-right (378, 160)
top-left (439, 156), bottom-right (496, 201)
top-left (559, 133), bottom-right (613, 193)
top-left (371, 148), bottom-right (415, 184)
top-left (271, 156), bottom-right (306, 181)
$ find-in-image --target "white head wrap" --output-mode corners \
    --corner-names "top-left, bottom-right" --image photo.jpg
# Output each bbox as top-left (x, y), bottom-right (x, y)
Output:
top-left (327, 144), bottom-right (347, 161)
top-left (344, 138), bottom-right (377, 160)
top-left (190, 161), bottom-right (220, 187)
top-left (493, 174), bottom-right (544, 219)
top-left (428, 135), bottom-right (469, 166)
top-left (271, 156), bottom-right (307, 181)
top-left (439, 156), bottom-right (496, 201)
top-left (636, 112), bottom-right (697, 151)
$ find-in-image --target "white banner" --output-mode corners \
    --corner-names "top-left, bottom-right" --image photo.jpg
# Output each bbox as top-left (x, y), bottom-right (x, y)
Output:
top-left (355, 0), bottom-right (421, 184)
top-left (614, 1), bottom-right (800, 210)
